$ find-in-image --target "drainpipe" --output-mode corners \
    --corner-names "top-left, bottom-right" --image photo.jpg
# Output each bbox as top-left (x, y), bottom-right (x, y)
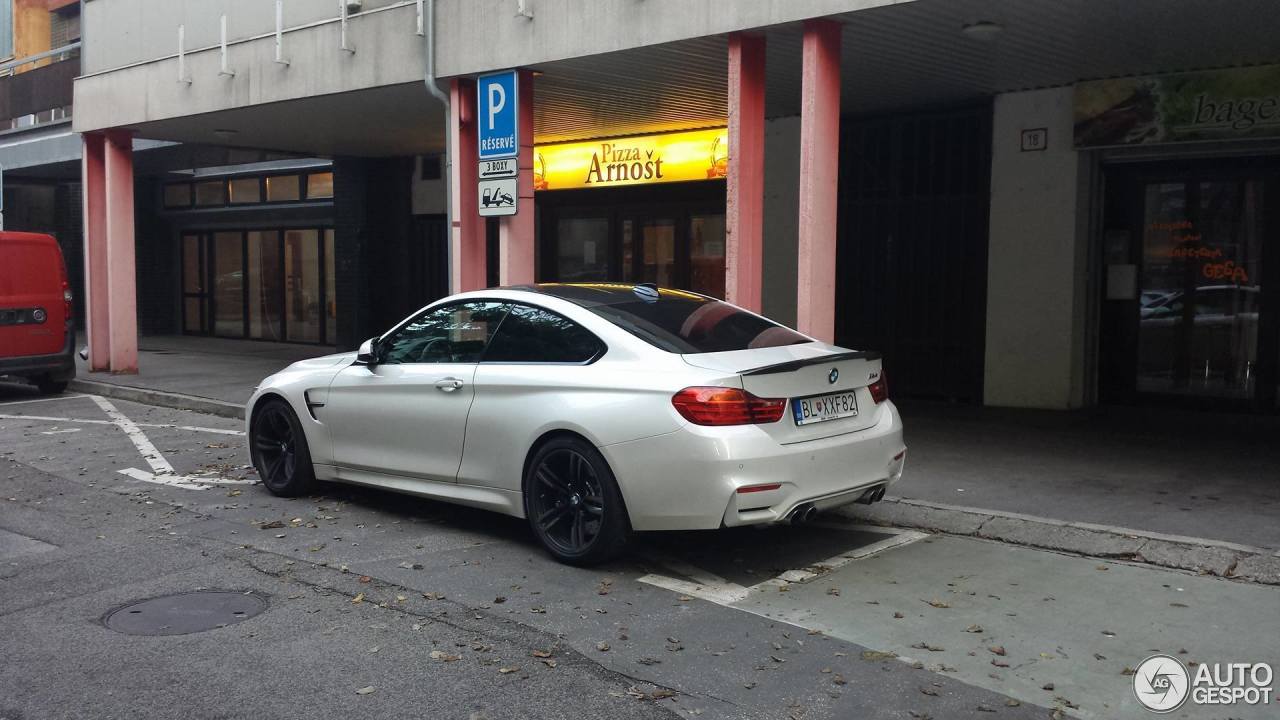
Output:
top-left (424, 0), bottom-right (453, 292)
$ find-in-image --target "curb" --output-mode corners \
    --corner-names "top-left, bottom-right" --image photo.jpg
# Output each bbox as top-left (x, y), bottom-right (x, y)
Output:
top-left (67, 379), bottom-right (245, 420)
top-left (836, 497), bottom-right (1280, 586)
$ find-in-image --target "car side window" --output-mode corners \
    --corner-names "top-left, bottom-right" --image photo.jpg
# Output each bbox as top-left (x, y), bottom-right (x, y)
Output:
top-left (380, 301), bottom-right (508, 364)
top-left (482, 303), bottom-right (604, 364)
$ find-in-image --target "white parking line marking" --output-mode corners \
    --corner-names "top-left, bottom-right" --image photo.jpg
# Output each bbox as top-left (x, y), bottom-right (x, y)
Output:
top-left (0, 413), bottom-right (243, 435)
top-left (176, 425), bottom-right (243, 436)
top-left (0, 413), bottom-right (113, 425)
top-left (638, 524), bottom-right (929, 606)
top-left (89, 395), bottom-right (176, 477)
top-left (40, 428), bottom-right (82, 435)
top-left (117, 467), bottom-right (255, 489)
top-left (0, 393), bottom-right (89, 407)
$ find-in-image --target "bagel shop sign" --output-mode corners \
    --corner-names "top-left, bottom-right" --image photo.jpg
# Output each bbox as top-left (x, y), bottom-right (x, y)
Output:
top-left (1074, 65), bottom-right (1280, 147)
top-left (533, 128), bottom-right (728, 191)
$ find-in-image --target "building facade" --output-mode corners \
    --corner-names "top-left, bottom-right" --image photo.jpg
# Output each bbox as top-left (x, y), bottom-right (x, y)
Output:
top-left (68, 0), bottom-right (1280, 412)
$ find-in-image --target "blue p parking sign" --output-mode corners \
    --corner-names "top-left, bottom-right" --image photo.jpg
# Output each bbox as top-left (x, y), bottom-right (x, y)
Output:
top-left (477, 71), bottom-right (519, 160)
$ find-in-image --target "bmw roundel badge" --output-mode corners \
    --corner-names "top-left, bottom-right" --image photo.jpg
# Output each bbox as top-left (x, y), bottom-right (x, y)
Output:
top-left (828, 367), bottom-right (839, 384)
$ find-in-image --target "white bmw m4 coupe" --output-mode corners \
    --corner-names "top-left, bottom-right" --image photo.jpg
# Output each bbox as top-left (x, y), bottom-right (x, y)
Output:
top-left (247, 283), bottom-right (905, 565)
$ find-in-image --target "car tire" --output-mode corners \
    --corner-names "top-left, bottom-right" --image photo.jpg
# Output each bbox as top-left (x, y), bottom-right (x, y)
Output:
top-left (524, 436), bottom-right (629, 566)
top-left (35, 377), bottom-right (68, 395)
top-left (250, 398), bottom-right (316, 497)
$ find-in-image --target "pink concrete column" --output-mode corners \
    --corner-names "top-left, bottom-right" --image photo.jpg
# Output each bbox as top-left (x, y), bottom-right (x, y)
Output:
top-left (499, 69), bottom-right (535, 286)
top-left (725, 32), bottom-right (766, 310)
top-left (796, 19), bottom-right (842, 343)
top-left (81, 133), bottom-right (109, 372)
top-left (102, 130), bottom-right (138, 373)
top-left (449, 77), bottom-right (485, 292)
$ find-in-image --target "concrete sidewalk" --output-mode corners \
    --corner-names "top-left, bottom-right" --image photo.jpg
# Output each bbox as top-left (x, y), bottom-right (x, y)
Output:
top-left (70, 334), bottom-right (337, 415)
top-left (63, 336), bottom-right (1279, 578)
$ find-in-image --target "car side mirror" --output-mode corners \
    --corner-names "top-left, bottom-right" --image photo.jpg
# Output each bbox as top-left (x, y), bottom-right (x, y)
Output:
top-left (356, 337), bottom-right (381, 366)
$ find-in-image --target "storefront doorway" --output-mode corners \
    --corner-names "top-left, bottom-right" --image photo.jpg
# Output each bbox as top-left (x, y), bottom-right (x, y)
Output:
top-left (181, 228), bottom-right (336, 345)
top-left (537, 182), bottom-right (727, 297)
top-left (1100, 158), bottom-right (1280, 410)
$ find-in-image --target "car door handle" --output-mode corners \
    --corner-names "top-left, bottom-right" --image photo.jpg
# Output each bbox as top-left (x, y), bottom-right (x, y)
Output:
top-left (435, 378), bottom-right (464, 392)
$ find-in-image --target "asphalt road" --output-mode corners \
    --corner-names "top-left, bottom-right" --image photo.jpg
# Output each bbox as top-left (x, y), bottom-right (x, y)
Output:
top-left (1, 382), bottom-right (1274, 720)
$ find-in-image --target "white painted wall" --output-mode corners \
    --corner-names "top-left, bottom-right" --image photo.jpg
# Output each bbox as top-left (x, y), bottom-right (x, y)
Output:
top-left (984, 87), bottom-right (1090, 409)
top-left (761, 115), bottom-right (800, 328)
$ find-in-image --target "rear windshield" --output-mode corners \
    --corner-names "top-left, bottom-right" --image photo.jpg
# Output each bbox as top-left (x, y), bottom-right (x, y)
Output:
top-left (587, 293), bottom-right (810, 354)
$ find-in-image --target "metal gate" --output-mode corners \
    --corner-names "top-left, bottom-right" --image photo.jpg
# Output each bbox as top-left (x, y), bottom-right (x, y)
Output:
top-left (836, 104), bottom-right (992, 402)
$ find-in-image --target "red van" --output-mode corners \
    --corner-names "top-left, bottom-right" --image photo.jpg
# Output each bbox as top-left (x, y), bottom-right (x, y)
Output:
top-left (0, 232), bottom-right (76, 394)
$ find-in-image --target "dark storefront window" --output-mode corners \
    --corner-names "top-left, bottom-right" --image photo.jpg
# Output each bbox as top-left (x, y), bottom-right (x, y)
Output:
top-left (538, 183), bottom-right (726, 296)
top-left (1101, 160), bottom-right (1279, 411)
top-left (163, 170), bottom-right (333, 209)
top-left (181, 228), bottom-right (335, 345)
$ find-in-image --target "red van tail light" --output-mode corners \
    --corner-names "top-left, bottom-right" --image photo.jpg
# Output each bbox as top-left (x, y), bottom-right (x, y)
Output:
top-left (869, 370), bottom-right (889, 404)
top-left (672, 387), bottom-right (787, 426)
top-left (59, 255), bottom-right (72, 322)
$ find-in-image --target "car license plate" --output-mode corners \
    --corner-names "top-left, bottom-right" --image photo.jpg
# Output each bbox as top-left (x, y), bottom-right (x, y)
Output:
top-left (792, 391), bottom-right (859, 426)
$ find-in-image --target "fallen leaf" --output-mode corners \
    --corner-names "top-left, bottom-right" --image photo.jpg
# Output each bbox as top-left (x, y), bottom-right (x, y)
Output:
top-left (976, 705), bottom-right (995, 713)
top-left (1005, 699), bottom-right (1021, 707)
top-left (910, 642), bottom-right (945, 652)
top-left (540, 659), bottom-right (557, 668)
top-left (596, 642), bottom-right (610, 652)
top-left (423, 592), bottom-right (444, 600)
top-left (359, 576), bottom-right (371, 584)
top-left (257, 520), bottom-right (285, 529)
top-left (429, 650), bottom-right (460, 662)
top-left (498, 666), bottom-right (519, 674)
top-left (637, 657), bottom-right (662, 666)
top-left (920, 687), bottom-right (939, 696)
top-left (894, 612), bottom-right (905, 619)
top-left (964, 624), bottom-right (984, 633)
top-left (924, 599), bottom-right (950, 609)
top-left (988, 646), bottom-right (1006, 656)
top-left (351, 593), bottom-right (365, 604)
top-left (354, 686), bottom-right (376, 695)
top-left (1042, 682), bottom-right (1055, 691)
top-left (395, 595), bottom-right (406, 603)
top-left (991, 659), bottom-right (1009, 668)
top-left (833, 674), bottom-right (847, 686)
top-left (826, 587), bottom-right (840, 596)
top-left (493, 596), bottom-right (506, 604)
top-left (862, 650), bottom-right (898, 661)
top-left (396, 561), bottom-right (423, 570)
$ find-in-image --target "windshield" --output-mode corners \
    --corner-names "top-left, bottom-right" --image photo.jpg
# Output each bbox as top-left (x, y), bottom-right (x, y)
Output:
top-left (587, 293), bottom-right (810, 354)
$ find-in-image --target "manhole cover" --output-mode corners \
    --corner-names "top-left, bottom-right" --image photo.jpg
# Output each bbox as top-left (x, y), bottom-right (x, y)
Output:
top-left (104, 591), bottom-right (267, 636)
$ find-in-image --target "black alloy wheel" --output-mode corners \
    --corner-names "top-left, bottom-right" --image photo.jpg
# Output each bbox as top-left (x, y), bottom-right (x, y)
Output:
top-left (251, 400), bottom-right (315, 497)
top-left (525, 437), bottom-right (629, 565)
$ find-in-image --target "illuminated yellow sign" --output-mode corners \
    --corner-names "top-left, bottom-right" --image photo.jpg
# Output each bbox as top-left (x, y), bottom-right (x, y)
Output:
top-left (534, 128), bottom-right (728, 191)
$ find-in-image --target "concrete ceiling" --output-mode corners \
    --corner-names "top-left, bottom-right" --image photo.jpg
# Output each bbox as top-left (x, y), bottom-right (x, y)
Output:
top-left (109, 0), bottom-right (1280, 155)
top-left (121, 83), bottom-right (446, 159)
top-left (531, 0), bottom-right (1280, 143)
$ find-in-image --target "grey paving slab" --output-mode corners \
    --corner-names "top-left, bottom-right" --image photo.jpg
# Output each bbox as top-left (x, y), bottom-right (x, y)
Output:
top-left (732, 534), bottom-right (1280, 720)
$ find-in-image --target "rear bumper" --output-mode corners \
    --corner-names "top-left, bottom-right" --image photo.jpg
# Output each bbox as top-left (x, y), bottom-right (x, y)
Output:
top-left (0, 325), bottom-right (76, 382)
top-left (601, 400), bottom-right (906, 531)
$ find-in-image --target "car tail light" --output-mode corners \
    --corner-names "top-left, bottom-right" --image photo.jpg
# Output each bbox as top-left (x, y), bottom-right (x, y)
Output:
top-left (672, 387), bottom-right (787, 426)
top-left (868, 370), bottom-right (888, 404)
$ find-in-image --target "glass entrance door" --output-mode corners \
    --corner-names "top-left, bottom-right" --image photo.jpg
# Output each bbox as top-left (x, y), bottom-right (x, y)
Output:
top-left (181, 228), bottom-right (335, 344)
top-left (1136, 179), bottom-right (1265, 400)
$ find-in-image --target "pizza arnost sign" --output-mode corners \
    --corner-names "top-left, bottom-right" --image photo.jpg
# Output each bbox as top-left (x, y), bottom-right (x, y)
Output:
top-left (477, 70), bottom-right (519, 217)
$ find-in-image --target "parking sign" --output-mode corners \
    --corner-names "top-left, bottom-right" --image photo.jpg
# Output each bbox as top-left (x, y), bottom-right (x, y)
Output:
top-left (477, 70), bottom-right (519, 160)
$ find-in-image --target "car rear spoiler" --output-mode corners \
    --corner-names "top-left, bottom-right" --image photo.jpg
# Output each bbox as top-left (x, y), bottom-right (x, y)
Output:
top-left (741, 350), bottom-right (883, 376)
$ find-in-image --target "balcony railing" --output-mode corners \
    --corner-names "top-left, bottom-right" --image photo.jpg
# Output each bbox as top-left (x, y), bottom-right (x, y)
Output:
top-left (0, 42), bottom-right (81, 131)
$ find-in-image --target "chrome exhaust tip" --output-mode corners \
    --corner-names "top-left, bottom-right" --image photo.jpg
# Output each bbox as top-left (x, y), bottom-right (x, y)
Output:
top-left (854, 485), bottom-right (887, 505)
top-left (791, 502), bottom-right (818, 525)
